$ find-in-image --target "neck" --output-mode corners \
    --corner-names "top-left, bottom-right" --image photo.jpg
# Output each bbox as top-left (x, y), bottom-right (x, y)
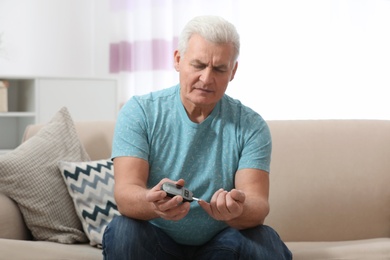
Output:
top-left (187, 108), bottom-right (211, 123)
top-left (182, 102), bottom-right (215, 123)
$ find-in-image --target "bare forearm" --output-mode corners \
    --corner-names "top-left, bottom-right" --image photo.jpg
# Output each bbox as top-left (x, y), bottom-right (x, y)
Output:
top-left (226, 198), bottom-right (269, 229)
top-left (115, 184), bottom-right (158, 220)
top-left (226, 169), bottom-right (270, 229)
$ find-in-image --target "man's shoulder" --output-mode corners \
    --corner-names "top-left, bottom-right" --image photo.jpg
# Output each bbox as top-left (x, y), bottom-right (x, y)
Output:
top-left (222, 94), bottom-right (262, 118)
top-left (136, 85), bottom-right (178, 102)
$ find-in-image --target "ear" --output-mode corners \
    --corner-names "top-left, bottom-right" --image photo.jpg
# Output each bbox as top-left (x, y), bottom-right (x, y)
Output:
top-left (229, 61), bottom-right (238, 81)
top-left (173, 50), bottom-right (181, 72)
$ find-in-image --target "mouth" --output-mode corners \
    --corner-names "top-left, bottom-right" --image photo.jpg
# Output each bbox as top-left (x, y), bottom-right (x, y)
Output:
top-left (194, 87), bottom-right (213, 93)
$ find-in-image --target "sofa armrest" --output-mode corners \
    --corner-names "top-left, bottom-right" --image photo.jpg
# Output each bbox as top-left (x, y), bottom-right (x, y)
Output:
top-left (0, 193), bottom-right (31, 240)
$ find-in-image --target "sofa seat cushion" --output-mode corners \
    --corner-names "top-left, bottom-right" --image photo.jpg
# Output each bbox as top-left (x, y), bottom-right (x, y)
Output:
top-left (0, 238), bottom-right (102, 260)
top-left (286, 238), bottom-right (390, 260)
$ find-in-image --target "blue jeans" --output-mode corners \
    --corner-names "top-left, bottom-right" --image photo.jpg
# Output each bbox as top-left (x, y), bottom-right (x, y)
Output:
top-left (102, 216), bottom-right (292, 260)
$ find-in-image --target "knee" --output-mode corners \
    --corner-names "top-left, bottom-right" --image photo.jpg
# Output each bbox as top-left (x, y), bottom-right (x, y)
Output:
top-left (241, 225), bottom-right (292, 260)
top-left (258, 225), bottom-right (282, 238)
top-left (242, 225), bottom-right (282, 241)
top-left (103, 216), bottom-right (126, 245)
top-left (103, 216), bottom-right (151, 259)
top-left (105, 215), bottom-right (143, 237)
top-left (102, 216), bottom-right (138, 251)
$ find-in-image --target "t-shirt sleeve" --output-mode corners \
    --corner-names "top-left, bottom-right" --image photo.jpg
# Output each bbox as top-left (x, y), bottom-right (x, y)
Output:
top-left (111, 97), bottom-right (150, 161)
top-left (237, 115), bottom-right (272, 173)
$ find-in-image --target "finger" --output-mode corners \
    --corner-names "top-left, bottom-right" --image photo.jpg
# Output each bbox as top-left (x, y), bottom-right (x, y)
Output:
top-left (230, 189), bottom-right (245, 203)
top-left (215, 190), bottom-right (230, 215)
top-left (198, 199), bottom-right (213, 215)
top-left (207, 189), bottom-right (228, 220)
top-left (157, 195), bottom-right (183, 211)
top-left (147, 180), bottom-right (173, 203)
top-left (159, 200), bottom-right (190, 220)
top-left (156, 178), bottom-right (177, 199)
top-left (210, 188), bottom-right (225, 204)
top-left (225, 192), bottom-right (242, 215)
top-left (208, 189), bottom-right (224, 216)
top-left (146, 189), bottom-right (166, 203)
top-left (215, 190), bottom-right (228, 208)
top-left (175, 179), bottom-right (185, 187)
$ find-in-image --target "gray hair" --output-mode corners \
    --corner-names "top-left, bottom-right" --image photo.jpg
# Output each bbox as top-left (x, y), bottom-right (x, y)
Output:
top-left (177, 15), bottom-right (240, 62)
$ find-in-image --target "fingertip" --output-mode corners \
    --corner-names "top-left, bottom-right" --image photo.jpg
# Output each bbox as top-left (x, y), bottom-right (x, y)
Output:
top-left (197, 199), bottom-right (207, 205)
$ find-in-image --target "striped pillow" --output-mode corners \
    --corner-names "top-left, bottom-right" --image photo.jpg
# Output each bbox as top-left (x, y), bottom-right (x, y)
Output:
top-left (58, 159), bottom-right (120, 247)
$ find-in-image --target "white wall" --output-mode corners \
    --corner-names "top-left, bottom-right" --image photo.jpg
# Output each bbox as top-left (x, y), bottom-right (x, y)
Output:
top-left (0, 0), bottom-right (96, 77)
top-left (228, 0), bottom-right (390, 120)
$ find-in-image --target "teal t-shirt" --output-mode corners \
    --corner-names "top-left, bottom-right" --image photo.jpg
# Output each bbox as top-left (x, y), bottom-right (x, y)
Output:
top-left (112, 84), bottom-right (272, 245)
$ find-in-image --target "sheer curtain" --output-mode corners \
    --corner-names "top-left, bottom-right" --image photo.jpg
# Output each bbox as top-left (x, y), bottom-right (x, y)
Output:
top-left (106, 0), bottom-right (390, 119)
top-left (108, 0), bottom-right (238, 104)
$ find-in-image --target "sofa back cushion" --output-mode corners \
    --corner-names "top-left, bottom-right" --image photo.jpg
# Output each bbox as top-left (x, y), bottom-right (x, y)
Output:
top-left (23, 121), bottom-right (115, 161)
top-left (265, 120), bottom-right (390, 242)
top-left (24, 119), bottom-right (390, 242)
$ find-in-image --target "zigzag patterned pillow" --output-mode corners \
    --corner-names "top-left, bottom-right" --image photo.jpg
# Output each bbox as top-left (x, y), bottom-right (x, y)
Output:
top-left (58, 159), bottom-right (120, 247)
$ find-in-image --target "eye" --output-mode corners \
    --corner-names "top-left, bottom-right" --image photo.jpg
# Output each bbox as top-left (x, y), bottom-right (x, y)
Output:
top-left (192, 63), bottom-right (206, 70)
top-left (214, 67), bottom-right (227, 73)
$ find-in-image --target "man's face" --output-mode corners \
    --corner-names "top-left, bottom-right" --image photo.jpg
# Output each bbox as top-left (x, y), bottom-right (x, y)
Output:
top-left (174, 34), bottom-right (238, 110)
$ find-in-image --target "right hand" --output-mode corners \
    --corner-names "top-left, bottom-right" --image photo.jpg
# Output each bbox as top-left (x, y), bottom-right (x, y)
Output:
top-left (146, 178), bottom-right (191, 221)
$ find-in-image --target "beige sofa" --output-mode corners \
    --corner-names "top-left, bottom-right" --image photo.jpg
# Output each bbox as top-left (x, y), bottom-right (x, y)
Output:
top-left (1, 120), bottom-right (390, 259)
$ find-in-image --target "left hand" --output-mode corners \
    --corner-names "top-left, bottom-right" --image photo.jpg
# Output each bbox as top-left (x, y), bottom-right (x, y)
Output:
top-left (198, 188), bottom-right (245, 222)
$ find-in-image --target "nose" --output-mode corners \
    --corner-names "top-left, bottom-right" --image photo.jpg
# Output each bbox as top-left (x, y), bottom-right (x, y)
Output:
top-left (199, 68), bottom-right (214, 84)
